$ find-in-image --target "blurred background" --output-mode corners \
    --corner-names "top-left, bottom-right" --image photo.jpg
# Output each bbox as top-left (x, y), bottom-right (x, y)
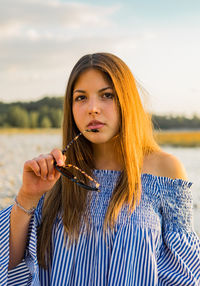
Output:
top-left (0, 0), bottom-right (200, 235)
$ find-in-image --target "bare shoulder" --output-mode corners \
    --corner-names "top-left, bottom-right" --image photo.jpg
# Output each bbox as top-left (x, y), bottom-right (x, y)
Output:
top-left (155, 151), bottom-right (188, 180)
top-left (142, 150), bottom-right (188, 180)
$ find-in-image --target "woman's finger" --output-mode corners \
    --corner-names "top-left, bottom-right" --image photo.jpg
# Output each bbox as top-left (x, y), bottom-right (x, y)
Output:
top-left (50, 148), bottom-right (66, 166)
top-left (37, 155), bottom-right (48, 180)
top-left (46, 154), bottom-right (56, 180)
top-left (24, 159), bottom-right (41, 177)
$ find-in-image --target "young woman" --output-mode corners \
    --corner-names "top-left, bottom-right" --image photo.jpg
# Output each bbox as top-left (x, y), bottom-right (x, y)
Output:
top-left (0, 53), bottom-right (199, 285)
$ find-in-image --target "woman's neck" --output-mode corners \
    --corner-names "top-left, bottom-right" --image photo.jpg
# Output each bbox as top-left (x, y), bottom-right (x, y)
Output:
top-left (92, 140), bottom-right (123, 171)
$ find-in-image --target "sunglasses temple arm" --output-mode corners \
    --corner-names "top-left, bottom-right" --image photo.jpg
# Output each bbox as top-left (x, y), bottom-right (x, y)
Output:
top-left (62, 129), bottom-right (99, 154)
top-left (62, 132), bottom-right (84, 154)
top-left (61, 129), bottom-right (96, 154)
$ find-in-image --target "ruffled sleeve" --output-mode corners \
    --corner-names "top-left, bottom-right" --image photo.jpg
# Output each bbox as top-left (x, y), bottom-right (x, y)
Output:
top-left (24, 195), bottom-right (44, 285)
top-left (156, 176), bottom-right (200, 285)
top-left (0, 196), bottom-right (44, 286)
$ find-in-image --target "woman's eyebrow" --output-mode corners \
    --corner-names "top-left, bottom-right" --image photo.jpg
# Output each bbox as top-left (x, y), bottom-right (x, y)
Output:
top-left (73, 89), bottom-right (86, 94)
top-left (99, 87), bottom-right (113, 92)
top-left (73, 86), bottom-right (113, 94)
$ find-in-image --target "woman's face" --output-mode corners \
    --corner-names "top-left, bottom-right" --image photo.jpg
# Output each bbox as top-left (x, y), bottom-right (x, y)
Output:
top-left (72, 68), bottom-right (120, 145)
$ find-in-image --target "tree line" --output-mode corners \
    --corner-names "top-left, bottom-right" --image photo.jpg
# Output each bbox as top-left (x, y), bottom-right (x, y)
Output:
top-left (0, 96), bottom-right (200, 129)
top-left (152, 114), bottom-right (200, 130)
top-left (0, 97), bottom-right (63, 128)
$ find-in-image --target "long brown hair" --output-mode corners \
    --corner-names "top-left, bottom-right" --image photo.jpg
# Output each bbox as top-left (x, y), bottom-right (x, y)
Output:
top-left (37, 52), bottom-right (161, 268)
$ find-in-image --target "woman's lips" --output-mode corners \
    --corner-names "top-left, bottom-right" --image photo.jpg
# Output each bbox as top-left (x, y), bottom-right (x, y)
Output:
top-left (87, 123), bottom-right (105, 130)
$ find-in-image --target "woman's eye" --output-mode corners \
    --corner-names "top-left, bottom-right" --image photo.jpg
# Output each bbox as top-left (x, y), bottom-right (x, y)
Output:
top-left (74, 95), bottom-right (86, 101)
top-left (102, 93), bottom-right (114, 99)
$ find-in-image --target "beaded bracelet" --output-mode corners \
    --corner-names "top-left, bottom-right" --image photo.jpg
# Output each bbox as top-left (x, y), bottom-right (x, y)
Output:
top-left (14, 197), bottom-right (36, 216)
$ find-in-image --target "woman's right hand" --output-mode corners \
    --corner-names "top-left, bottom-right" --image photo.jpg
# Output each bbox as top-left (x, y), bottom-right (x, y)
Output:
top-left (17, 148), bottom-right (66, 206)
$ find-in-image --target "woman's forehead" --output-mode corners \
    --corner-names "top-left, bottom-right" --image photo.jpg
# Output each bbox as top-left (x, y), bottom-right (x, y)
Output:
top-left (73, 68), bottom-right (113, 90)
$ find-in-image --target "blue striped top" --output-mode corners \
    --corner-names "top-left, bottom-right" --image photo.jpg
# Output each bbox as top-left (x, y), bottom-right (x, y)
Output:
top-left (0, 171), bottom-right (200, 285)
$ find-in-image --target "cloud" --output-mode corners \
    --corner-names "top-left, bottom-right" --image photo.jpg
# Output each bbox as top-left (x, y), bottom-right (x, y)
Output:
top-left (0, 35), bottom-right (121, 73)
top-left (0, 0), bottom-right (121, 70)
top-left (0, 0), bottom-right (200, 115)
top-left (0, 0), bottom-right (120, 39)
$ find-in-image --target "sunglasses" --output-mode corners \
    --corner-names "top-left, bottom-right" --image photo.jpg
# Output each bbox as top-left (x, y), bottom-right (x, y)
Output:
top-left (54, 129), bottom-right (100, 192)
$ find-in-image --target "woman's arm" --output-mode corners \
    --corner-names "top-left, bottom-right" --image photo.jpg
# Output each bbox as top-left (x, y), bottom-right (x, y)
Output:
top-left (8, 149), bottom-right (65, 270)
top-left (8, 192), bottom-right (39, 270)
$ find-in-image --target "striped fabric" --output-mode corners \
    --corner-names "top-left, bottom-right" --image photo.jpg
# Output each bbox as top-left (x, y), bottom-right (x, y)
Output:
top-left (0, 170), bottom-right (200, 285)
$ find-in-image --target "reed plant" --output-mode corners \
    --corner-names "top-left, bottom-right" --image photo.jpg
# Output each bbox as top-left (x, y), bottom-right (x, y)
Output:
top-left (154, 130), bottom-right (200, 147)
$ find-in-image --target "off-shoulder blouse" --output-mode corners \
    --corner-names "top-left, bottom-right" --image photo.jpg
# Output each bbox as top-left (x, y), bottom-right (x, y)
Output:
top-left (0, 171), bottom-right (199, 285)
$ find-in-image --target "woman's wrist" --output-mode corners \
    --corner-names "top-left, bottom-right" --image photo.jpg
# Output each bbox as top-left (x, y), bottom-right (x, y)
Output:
top-left (14, 196), bottom-right (36, 216)
top-left (17, 188), bottom-right (41, 209)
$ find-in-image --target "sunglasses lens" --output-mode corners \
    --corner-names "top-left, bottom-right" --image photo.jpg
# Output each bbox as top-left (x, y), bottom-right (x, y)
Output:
top-left (55, 164), bottom-right (83, 183)
top-left (55, 165), bottom-right (74, 179)
top-left (55, 164), bottom-right (99, 191)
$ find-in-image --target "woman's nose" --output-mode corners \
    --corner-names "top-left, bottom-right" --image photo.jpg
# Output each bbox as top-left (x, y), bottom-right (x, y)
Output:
top-left (88, 98), bottom-right (100, 115)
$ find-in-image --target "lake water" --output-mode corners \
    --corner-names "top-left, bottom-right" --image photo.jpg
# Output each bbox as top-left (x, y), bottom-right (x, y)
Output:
top-left (0, 133), bottom-right (199, 236)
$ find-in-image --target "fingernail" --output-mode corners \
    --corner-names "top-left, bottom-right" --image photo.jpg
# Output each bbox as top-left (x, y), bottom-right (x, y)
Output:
top-left (49, 175), bottom-right (54, 180)
top-left (58, 160), bottom-right (63, 166)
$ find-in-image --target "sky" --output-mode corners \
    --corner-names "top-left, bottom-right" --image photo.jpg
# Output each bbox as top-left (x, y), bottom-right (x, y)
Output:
top-left (0, 0), bottom-right (200, 116)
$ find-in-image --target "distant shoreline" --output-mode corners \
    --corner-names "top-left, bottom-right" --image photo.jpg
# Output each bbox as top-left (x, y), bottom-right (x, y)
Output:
top-left (0, 128), bottom-right (61, 134)
top-left (0, 128), bottom-right (200, 147)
